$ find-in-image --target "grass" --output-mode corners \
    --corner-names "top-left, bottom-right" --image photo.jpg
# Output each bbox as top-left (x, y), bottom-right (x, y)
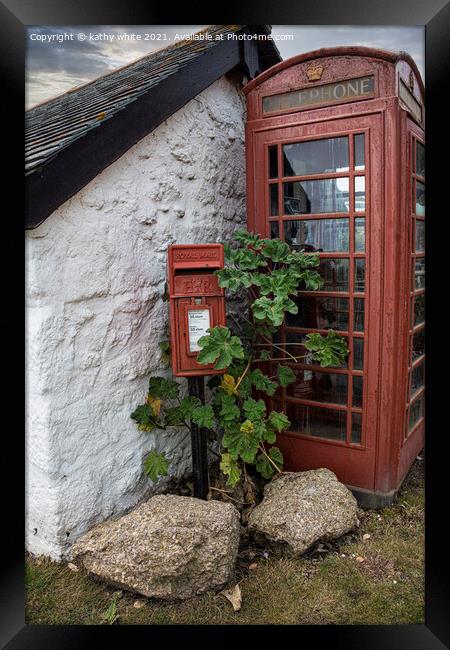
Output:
top-left (25, 458), bottom-right (424, 625)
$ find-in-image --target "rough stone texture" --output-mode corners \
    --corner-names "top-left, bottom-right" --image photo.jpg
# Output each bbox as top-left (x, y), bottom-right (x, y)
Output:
top-left (25, 73), bottom-right (247, 559)
top-left (248, 469), bottom-right (359, 557)
top-left (70, 494), bottom-right (240, 600)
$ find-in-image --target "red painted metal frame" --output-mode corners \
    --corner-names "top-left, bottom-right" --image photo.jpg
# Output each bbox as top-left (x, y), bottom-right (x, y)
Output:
top-left (244, 47), bottom-right (425, 500)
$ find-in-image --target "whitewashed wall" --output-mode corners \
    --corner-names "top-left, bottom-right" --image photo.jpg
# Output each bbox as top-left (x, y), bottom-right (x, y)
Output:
top-left (25, 74), bottom-right (247, 559)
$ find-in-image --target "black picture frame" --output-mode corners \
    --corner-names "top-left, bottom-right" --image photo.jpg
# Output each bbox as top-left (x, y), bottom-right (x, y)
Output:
top-left (2, 2), bottom-right (448, 647)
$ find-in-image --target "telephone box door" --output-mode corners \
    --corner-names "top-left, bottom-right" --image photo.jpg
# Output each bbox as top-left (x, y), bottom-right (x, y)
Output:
top-left (251, 113), bottom-right (383, 490)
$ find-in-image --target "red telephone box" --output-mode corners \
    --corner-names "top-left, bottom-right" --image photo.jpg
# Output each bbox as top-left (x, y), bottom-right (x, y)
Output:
top-left (168, 244), bottom-right (226, 377)
top-left (244, 47), bottom-right (425, 506)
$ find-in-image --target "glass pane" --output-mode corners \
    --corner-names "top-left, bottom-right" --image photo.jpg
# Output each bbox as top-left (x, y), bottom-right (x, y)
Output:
top-left (285, 332), bottom-right (348, 368)
top-left (412, 327), bottom-right (425, 361)
top-left (286, 296), bottom-right (349, 331)
top-left (354, 134), bottom-right (365, 170)
top-left (283, 178), bottom-right (349, 214)
top-left (354, 176), bottom-right (365, 212)
top-left (415, 221), bottom-right (425, 252)
top-left (269, 146), bottom-right (278, 179)
top-left (410, 361), bottom-right (424, 398)
top-left (318, 258), bottom-right (349, 291)
top-left (283, 218), bottom-right (349, 252)
top-left (353, 338), bottom-right (364, 370)
top-left (416, 141), bottom-right (425, 177)
top-left (415, 181), bottom-right (425, 216)
top-left (352, 375), bottom-right (363, 407)
top-left (270, 221), bottom-right (279, 239)
top-left (286, 368), bottom-right (348, 404)
top-left (413, 294), bottom-right (425, 326)
top-left (355, 217), bottom-right (365, 252)
top-left (351, 412), bottom-right (362, 444)
top-left (354, 298), bottom-right (365, 332)
top-left (354, 259), bottom-right (365, 293)
top-left (270, 184), bottom-right (278, 216)
top-left (286, 403), bottom-right (347, 441)
top-left (414, 257), bottom-right (425, 290)
top-left (283, 137), bottom-right (349, 176)
top-left (409, 394), bottom-right (424, 431)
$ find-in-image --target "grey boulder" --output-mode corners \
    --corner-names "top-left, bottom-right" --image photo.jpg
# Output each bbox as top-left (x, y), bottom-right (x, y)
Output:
top-left (248, 468), bottom-right (359, 557)
top-left (71, 494), bottom-right (240, 600)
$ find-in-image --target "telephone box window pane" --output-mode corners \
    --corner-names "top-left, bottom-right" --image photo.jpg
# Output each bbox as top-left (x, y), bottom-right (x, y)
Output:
top-left (409, 394), bottom-right (424, 431)
top-left (270, 221), bottom-right (279, 239)
top-left (354, 259), bottom-right (365, 292)
top-left (412, 327), bottom-right (425, 361)
top-left (286, 332), bottom-right (348, 368)
top-left (351, 412), bottom-right (362, 444)
top-left (355, 217), bottom-right (365, 252)
top-left (415, 221), bottom-right (425, 251)
top-left (414, 258), bottom-right (425, 289)
top-left (286, 403), bottom-right (347, 441)
top-left (354, 176), bottom-right (366, 212)
top-left (270, 184), bottom-right (279, 216)
top-left (284, 218), bottom-right (349, 252)
top-left (283, 137), bottom-right (349, 177)
top-left (416, 142), bottom-right (425, 177)
top-left (354, 298), bottom-right (365, 331)
top-left (318, 258), bottom-right (349, 291)
top-left (352, 375), bottom-right (363, 407)
top-left (284, 178), bottom-right (349, 214)
top-left (414, 294), bottom-right (425, 326)
top-left (269, 146), bottom-right (278, 179)
top-left (286, 296), bottom-right (349, 331)
top-left (410, 361), bottom-right (424, 398)
top-left (415, 182), bottom-right (425, 216)
top-left (354, 134), bottom-right (365, 170)
top-left (353, 338), bottom-right (364, 370)
top-left (286, 368), bottom-right (348, 404)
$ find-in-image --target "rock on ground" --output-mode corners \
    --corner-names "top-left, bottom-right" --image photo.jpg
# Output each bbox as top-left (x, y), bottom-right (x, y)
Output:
top-left (248, 468), bottom-right (359, 557)
top-left (70, 494), bottom-right (240, 600)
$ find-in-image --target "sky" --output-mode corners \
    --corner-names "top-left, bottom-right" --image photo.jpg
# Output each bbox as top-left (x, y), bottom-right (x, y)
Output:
top-left (25, 25), bottom-right (425, 109)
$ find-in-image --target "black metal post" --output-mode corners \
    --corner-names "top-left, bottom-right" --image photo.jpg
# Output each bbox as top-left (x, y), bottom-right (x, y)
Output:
top-left (187, 376), bottom-right (209, 499)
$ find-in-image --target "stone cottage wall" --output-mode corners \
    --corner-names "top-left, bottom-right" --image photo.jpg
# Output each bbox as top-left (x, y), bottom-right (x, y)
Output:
top-left (25, 74), bottom-right (247, 559)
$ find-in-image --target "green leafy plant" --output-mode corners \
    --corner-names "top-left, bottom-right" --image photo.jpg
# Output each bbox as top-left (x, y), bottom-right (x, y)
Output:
top-left (131, 230), bottom-right (349, 489)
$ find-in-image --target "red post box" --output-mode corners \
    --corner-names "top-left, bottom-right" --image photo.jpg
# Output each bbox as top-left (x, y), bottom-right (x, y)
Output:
top-left (167, 244), bottom-right (226, 377)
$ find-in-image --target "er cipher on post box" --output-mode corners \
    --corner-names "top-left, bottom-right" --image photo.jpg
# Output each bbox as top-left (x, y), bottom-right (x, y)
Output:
top-left (168, 244), bottom-right (226, 377)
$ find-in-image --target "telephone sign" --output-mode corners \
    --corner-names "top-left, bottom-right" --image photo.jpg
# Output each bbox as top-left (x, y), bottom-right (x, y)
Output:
top-left (167, 244), bottom-right (226, 377)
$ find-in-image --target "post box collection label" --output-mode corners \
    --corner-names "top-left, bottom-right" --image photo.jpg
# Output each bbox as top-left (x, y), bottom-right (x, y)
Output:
top-left (187, 308), bottom-right (211, 353)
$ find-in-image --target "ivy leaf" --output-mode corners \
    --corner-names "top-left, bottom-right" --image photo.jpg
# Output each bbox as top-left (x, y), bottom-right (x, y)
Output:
top-left (243, 398), bottom-right (266, 421)
top-left (250, 368), bottom-right (278, 396)
top-left (220, 453), bottom-right (242, 487)
top-left (191, 405), bottom-right (215, 429)
top-left (259, 350), bottom-right (271, 361)
top-left (304, 330), bottom-right (349, 368)
top-left (260, 238), bottom-right (291, 262)
top-left (268, 410), bottom-right (290, 433)
top-left (222, 426), bottom-right (260, 464)
top-left (215, 268), bottom-right (252, 292)
top-left (147, 394), bottom-right (163, 416)
top-left (255, 447), bottom-right (283, 479)
top-left (131, 404), bottom-right (158, 432)
top-left (165, 396), bottom-right (201, 425)
top-left (158, 340), bottom-right (170, 364)
top-left (220, 373), bottom-right (237, 395)
top-left (277, 365), bottom-right (296, 387)
top-left (219, 394), bottom-right (241, 423)
top-left (148, 376), bottom-right (179, 400)
top-left (233, 228), bottom-right (264, 249)
top-left (144, 450), bottom-right (169, 482)
top-left (197, 326), bottom-right (245, 370)
top-left (252, 297), bottom-right (285, 327)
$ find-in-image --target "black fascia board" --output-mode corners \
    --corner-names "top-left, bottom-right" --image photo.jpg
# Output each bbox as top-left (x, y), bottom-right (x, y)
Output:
top-left (26, 38), bottom-right (246, 230)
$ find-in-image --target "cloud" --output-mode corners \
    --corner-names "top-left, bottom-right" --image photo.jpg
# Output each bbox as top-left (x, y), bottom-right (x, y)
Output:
top-left (25, 25), bottom-right (425, 109)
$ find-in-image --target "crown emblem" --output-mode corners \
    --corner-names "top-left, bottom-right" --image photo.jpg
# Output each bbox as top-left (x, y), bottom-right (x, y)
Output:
top-left (306, 64), bottom-right (324, 81)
